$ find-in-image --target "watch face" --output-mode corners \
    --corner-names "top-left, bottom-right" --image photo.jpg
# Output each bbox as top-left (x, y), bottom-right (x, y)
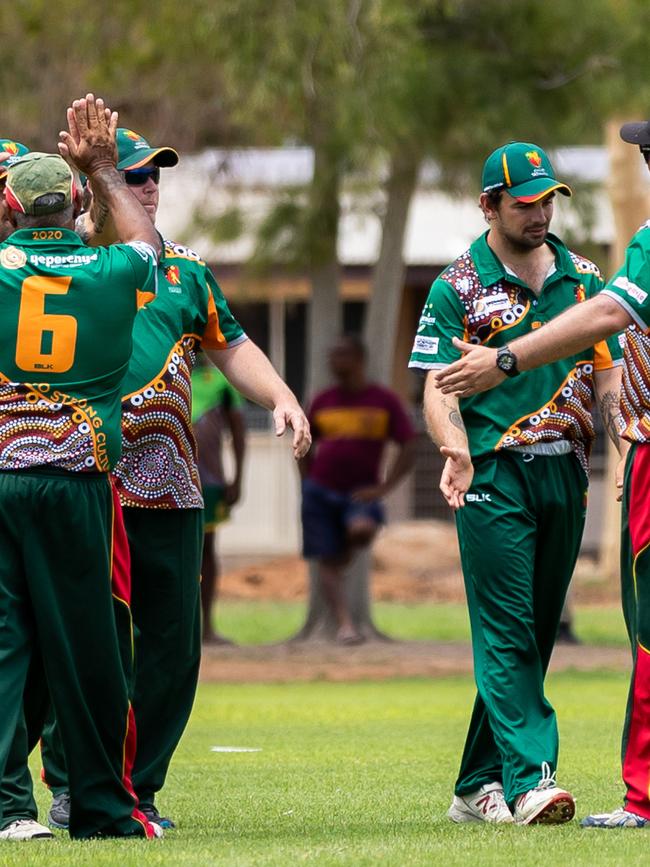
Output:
top-left (498, 352), bottom-right (515, 371)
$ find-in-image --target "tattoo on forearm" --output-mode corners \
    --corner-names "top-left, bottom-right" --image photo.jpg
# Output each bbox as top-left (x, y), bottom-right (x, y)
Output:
top-left (599, 390), bottom-right (623, 447)
top-left (91, 199), bottom-right (109, 234)
top-left (442, 397), bottom-right (466, 434)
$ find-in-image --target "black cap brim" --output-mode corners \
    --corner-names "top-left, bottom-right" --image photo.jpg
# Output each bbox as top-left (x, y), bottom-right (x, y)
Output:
top-left (620, 121), bottom-right (650, 145)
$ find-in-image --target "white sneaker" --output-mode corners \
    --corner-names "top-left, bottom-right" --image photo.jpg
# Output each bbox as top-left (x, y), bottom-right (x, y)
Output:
top-left (581, 806), bottom-right (650, 828)
top-left (0, 819), bottom-right (54, 840)
top-left (448, 782), bottom-right (514, 824)
top-left (513, 763), bottom-right (575, 825)
top-left (150, 822), bottom-right (164, 839)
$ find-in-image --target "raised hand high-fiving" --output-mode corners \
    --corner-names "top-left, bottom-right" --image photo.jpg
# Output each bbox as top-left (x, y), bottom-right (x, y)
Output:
top-left (58, 93), bottom-right (118, 176)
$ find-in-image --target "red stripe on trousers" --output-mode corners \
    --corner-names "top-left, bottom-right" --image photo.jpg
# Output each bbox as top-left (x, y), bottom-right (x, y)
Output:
top-left (624, 646), bottom-right (650, 819)
top-left (110, 479), bottom-right (132, 604)
top-left (629, 444), bottom-right (650, 556)
top-left (109, 482), bottom-right (155, 839)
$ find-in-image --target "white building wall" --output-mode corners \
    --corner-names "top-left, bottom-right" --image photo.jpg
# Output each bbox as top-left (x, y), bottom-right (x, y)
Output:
top-left (220, 432), bottom-right (301, 556)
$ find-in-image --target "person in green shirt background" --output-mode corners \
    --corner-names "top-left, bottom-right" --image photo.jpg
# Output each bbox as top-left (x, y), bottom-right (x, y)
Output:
top-left (410, 142), bottom-right (625, 827)
top-left (192, 360), bottom-right (247, 644)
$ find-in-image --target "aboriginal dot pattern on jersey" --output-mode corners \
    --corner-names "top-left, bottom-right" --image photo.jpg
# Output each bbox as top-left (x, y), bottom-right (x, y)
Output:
top-left (112, 335), bottom-right (204, 508)
top-left (0, 381), bottom-right (103, 471)
top-left (569, 252), bottom-right (602, 279)
top-left (620, 327), bottom-right (650, 442)
top-left (444, 250), bottom-right (529, 344)
top-left (496, 361), bottom-right (596, 475)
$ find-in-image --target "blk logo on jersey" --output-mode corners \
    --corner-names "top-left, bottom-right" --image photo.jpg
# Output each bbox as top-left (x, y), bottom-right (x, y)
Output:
top-left (465, 492), bottom-right (492, 503)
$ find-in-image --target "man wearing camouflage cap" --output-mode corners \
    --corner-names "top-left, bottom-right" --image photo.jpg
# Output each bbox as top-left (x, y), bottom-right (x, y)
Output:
top-left (0, 96), bottom-right (163, 841)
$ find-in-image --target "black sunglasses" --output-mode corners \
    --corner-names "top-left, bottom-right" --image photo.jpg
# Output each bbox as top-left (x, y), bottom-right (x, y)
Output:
top-left (124, 167), bottom-right (160, 186)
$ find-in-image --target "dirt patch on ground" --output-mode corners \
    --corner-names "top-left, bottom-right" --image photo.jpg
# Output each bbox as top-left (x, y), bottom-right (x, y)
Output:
top-left (200, 639), bottom-right (631, 683)
top-left (213, 521), bottom-right (624, 683)
top-left (221, 521), bottom-right (619, 605)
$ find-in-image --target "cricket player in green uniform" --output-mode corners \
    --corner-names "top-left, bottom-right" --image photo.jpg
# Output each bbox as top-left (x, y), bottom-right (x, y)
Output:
top-left (410, 142), bottom-right (624, 825)
top-left (435, 123), bottom-right (650, 830)
top-left (0, 95), bottom-right (163, 840)
top-left (40, 128), bottom-right (311, 831)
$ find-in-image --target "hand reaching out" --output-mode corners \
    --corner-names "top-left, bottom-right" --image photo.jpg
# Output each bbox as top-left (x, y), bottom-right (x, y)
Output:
top-left (439, 446), bottom-right (474, 510)
top-left (273, 401), bottom-right (312, 459)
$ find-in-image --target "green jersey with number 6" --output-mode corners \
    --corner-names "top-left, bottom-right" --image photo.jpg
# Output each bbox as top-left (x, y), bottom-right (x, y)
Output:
top-left (0, 228), bottom-right (157, 472)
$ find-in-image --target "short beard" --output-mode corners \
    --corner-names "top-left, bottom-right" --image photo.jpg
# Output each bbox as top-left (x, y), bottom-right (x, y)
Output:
top-left (500, 225), bottom-right (548, 253)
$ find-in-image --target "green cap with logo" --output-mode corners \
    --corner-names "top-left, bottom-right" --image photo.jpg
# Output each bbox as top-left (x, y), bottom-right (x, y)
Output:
top-left (482, 142), bottom-right (572, 202)
top-left (5, 152), bottom-right (77, 216)
top-left (116, 128), bottom-right (179, 171)
top-left (0, 139), bottom-right (30, 180)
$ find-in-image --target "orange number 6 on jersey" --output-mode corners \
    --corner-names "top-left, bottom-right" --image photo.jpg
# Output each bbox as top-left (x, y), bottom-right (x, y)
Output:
top-left (15, 276), bottom-right (77, 374)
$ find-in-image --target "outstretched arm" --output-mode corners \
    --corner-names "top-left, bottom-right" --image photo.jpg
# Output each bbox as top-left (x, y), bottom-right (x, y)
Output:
top-left (436, 294), bottom-right (632, 397)
top-left (207, 339), bottom-right (311, 459)
top-left (423, 371), bottom-right (473, 510)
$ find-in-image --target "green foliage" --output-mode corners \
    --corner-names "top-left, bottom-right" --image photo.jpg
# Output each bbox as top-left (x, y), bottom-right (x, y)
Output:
top-left (191, 206), bottom-right (245, 245)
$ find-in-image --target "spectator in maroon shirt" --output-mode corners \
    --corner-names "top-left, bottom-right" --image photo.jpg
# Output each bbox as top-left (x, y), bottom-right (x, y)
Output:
top-left (299, 335), bottom-right (416, 644)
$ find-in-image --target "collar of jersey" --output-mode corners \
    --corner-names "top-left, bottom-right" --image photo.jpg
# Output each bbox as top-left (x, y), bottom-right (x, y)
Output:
top-left (470, 231), bottom-right (579, 289)
top-left (4, 228), bottom-right (84, 247)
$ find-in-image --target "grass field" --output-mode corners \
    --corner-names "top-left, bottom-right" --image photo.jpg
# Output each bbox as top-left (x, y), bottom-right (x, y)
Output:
top-left (213, 600), bottom-right (629, 646)
top-left (4, 671), bottom-right (646, 867)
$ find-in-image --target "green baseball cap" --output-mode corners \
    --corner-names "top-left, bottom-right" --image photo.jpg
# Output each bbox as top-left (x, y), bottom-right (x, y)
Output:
top-left (116, 128), bottom-right (179, 171)
top-left (0, 139), bottom-right (30, 180)
top-left (482, 142), bottom-right (572, 202)
top-left (5, 152), bottom-right (77, 216)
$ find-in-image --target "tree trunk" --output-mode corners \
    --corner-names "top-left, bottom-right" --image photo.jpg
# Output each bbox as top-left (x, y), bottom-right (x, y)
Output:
top-left (305, 142), bottom-right (343, 399)
top-left (294, 153), bottom-right (419, 644)
top-left (292, 548), bottom-right (391, 642)
top-left (600, 118), bottom-right (650, 580)
top-left (363, 151), bottom-right (420, 384)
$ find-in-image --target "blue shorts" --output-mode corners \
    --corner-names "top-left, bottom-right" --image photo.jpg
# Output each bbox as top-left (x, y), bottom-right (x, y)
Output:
top-left (301, 478), bottom-right (384, 559)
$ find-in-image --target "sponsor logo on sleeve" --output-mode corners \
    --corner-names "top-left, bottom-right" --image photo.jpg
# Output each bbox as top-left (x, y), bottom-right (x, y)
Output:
top-left (126, 241), bottom-right (157, 263)
top-left (613, 275), bottom-right (648, 305)
top-left (413, 336), bottom-right (439, 355)
top-left (417, 314), bottom-right (437, 332)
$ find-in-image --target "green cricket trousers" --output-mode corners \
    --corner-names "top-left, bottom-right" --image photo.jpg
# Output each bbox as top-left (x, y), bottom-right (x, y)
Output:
top-left (454, 449), bottom-right (586, 804)
top-left (0, 469), bottom-right (151, 838)
top-left (39, 506), bottom-right (203, 812)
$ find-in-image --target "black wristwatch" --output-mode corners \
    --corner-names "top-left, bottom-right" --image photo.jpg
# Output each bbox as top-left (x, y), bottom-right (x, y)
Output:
top-left (496, 345), bottom-right (520, 378)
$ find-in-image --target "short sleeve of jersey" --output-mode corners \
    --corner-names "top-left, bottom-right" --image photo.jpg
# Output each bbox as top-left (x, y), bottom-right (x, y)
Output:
top-left (409, 277), bottom-right (466, 370)
top-left (201, 267), bottom-right (247, 350)
top-left (581, 268), bottom-right (624, 370)
top-left (601, 226), bottom-right (650, 331)
top-left (114, 241), bottom-right (158, 294)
